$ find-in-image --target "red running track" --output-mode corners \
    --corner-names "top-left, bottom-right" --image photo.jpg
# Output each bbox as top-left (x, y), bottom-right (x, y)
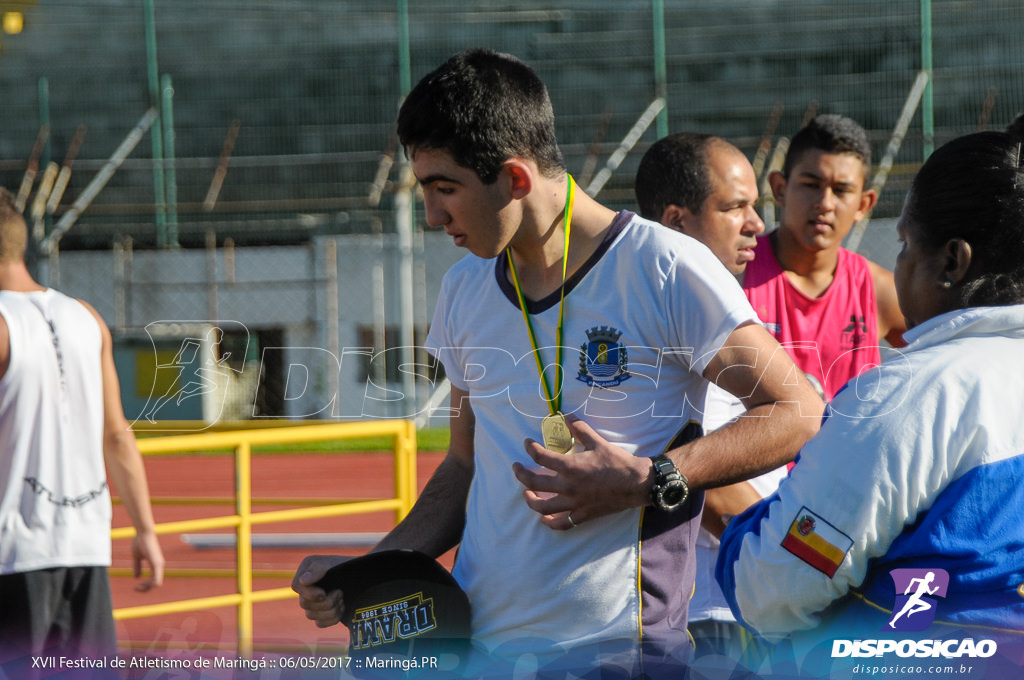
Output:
top-left (109, 450), bottom-right (448, 657)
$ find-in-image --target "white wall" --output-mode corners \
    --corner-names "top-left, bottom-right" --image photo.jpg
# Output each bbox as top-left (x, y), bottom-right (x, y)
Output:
top-left (44, 232), bottom-right (465, 421)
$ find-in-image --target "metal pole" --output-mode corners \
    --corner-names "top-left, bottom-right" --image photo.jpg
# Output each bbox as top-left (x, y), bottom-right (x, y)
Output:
top-left (373, 242), bottom-right (388, 403)
top-left (47, 246), bottom-right (59, 289)
top-left (38, 78), bottom-right (50, 179)
top-left (920, 0), bottom-right (934, 158)
top-left (325, 239), bottom-right (340, 416)
top-left (45, 125), bottom-right (87, 217)
top-left (206, 230), bottom-right (219, 324)
top-left (759, 137), bottom-right (790, 232)
top-left (29, 161), bottom-right (58, 244)
top-left (144, 0), bottom-right (167, 246)
top-left (398, 0), bottom-right (411, 96)
top-left (234, 440), bottom-right (254, 657)
top-left (203, 119), bottom-right (241, 212)
top-left (161, 74), bottom-right (179, 247)
top-left (35, 78), bottom-right (52, 258)
top-left (396, 0), bottom-right (417, 415)
top-left (395, 167), bottom-right (417, 416)
top-left (114, 237), bottom-right (128, 333)
top-left (751, 102), bottom-right (785, 180)
top-left (16, 123), bottom-right (49, 214)
top-left (585, 98), bottom-right (665, 197)
top-left (41, 108), bottom-right (158, 254)
top-left (846, 71), bottom-right (929, 253)
top-left (651, 0), bottom-right (668, 139)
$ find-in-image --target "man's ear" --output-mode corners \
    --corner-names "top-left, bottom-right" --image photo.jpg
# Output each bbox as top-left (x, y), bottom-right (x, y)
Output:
top-left (854, 187), bottom-right (879, 221)
top-left (504, 159), bottom-right (534, 199)
top-left (660, 204), bottom-right (694, 234)
top-left (767, 170), bottom-right (788, 207)
top-left (944, 238), bottom-right (973, 286)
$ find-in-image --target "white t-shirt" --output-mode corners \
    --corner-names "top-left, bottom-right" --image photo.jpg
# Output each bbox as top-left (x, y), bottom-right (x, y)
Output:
top-left (426, 212), bottom-right (757, 665)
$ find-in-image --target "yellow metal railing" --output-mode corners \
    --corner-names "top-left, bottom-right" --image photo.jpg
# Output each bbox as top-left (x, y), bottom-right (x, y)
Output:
top-left (110, 419), bottom-right (417, 656)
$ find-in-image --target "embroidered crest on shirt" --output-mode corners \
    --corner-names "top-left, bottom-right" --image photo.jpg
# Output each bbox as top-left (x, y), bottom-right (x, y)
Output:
top-left (577, 326), bottom-right (631, 388)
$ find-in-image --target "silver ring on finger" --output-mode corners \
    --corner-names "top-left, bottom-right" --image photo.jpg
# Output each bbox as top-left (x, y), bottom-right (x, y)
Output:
top-left (568, 512), bottom-right (578, 528)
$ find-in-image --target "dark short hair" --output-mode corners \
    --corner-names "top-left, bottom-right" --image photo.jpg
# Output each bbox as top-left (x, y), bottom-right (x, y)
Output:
top-left (396, 48), bottom-right (564, 184)
top-left (783, 114), bottom-right (872, 179)
top-left (635, 133), bottom-right (738, 220)
top-left (1006, 112), bottom-right (1024, 138)
top-left (903, 124), bottom-right (1024, 307)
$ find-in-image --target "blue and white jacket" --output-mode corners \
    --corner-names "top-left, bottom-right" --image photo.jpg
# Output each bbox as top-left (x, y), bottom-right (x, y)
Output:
top-left (717, 305), bottom-right (1024, 645)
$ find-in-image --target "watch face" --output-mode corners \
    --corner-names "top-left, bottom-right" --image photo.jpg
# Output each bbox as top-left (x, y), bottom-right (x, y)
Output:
top-left (661, 481), bottom-right (687, 507)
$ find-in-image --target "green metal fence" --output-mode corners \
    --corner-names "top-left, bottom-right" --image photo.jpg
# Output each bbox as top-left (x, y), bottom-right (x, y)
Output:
top-left (0, 1), bottom-right (1021, 255)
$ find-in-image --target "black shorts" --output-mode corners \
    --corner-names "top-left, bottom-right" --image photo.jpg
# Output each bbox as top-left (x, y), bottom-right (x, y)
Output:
top-left (0, 566), bottom-right (117, 662)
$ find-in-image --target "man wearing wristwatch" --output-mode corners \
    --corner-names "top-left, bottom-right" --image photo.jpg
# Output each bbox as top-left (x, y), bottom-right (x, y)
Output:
top-left (293, 49), bottom-right (823, 678)
top-left (634, 132), bottom-right (792, 671)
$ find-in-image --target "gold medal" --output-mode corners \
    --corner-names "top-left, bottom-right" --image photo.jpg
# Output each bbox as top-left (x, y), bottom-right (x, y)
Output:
top-left (541, 412), bottom-right (575, 454)
top-left (509, 174), bottom-right (577, 455)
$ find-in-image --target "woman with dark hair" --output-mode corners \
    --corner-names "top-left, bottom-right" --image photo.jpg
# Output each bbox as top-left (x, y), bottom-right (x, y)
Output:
top-left (716, 124), bottom-right (1024, 672)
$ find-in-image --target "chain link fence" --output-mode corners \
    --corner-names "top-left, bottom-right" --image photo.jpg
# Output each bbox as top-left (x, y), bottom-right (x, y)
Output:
top-left (1, 0), bottom-right (1021, 421)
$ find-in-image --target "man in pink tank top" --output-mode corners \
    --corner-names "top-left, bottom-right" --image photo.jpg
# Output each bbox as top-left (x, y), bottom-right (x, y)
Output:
top-left (746, 114), bottom-right (906, 401)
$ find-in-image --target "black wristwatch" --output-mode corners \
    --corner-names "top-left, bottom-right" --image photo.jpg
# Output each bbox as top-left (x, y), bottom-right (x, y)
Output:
top-left (649, 454), bottom-right (689, 511)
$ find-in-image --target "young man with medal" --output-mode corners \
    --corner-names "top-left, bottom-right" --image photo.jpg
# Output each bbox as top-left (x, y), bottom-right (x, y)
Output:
top-left (293, 48), bottom-right (823, 677)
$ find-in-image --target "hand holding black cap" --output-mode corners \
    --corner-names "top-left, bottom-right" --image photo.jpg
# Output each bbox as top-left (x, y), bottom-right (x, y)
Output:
top-left (316, 549), bottom-right (471, 662)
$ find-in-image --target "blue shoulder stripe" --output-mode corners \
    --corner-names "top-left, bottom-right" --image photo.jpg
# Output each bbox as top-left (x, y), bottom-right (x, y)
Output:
top-left (715, 490), bottom-right (779, 629)
top-left (856, 452), bottom-right (1024, 632)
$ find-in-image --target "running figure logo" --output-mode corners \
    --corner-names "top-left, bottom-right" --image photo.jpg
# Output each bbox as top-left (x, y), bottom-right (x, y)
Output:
top-left (143, 327), bottom-right (232, 423)
top-left (886, 568), bottom-right (949, 632)
top-left (135, 321), bottom-right (250, 431)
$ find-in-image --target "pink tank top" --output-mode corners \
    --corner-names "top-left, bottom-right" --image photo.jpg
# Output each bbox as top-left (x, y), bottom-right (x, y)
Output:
top-left (743, 234), bottom-right (880, 401)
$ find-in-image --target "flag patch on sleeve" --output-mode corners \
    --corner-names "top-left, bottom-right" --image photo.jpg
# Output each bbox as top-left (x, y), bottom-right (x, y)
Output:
top-left (781, 506), bottom-right (853, 578)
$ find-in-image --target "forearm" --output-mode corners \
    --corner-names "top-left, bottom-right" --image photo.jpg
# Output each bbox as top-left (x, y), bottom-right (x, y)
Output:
top-left (512, 399), bottom-right (818, 531)
top-left (673, 401), bottom-right (818, 491)
top-left (103, 430), bottom-right (158, 535)
top-left (373, 451), bottom-right (472, 558)
top-left (687, 322), bottom-right (823, 490)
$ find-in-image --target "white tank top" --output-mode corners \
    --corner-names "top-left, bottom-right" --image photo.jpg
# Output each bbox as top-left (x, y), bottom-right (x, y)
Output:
top-left (0, 289), bottom-right (111, 573)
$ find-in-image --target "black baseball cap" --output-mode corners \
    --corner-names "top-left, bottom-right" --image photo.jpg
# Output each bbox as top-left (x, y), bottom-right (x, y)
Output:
top-left (317, 549), bottom-right (471, 665)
